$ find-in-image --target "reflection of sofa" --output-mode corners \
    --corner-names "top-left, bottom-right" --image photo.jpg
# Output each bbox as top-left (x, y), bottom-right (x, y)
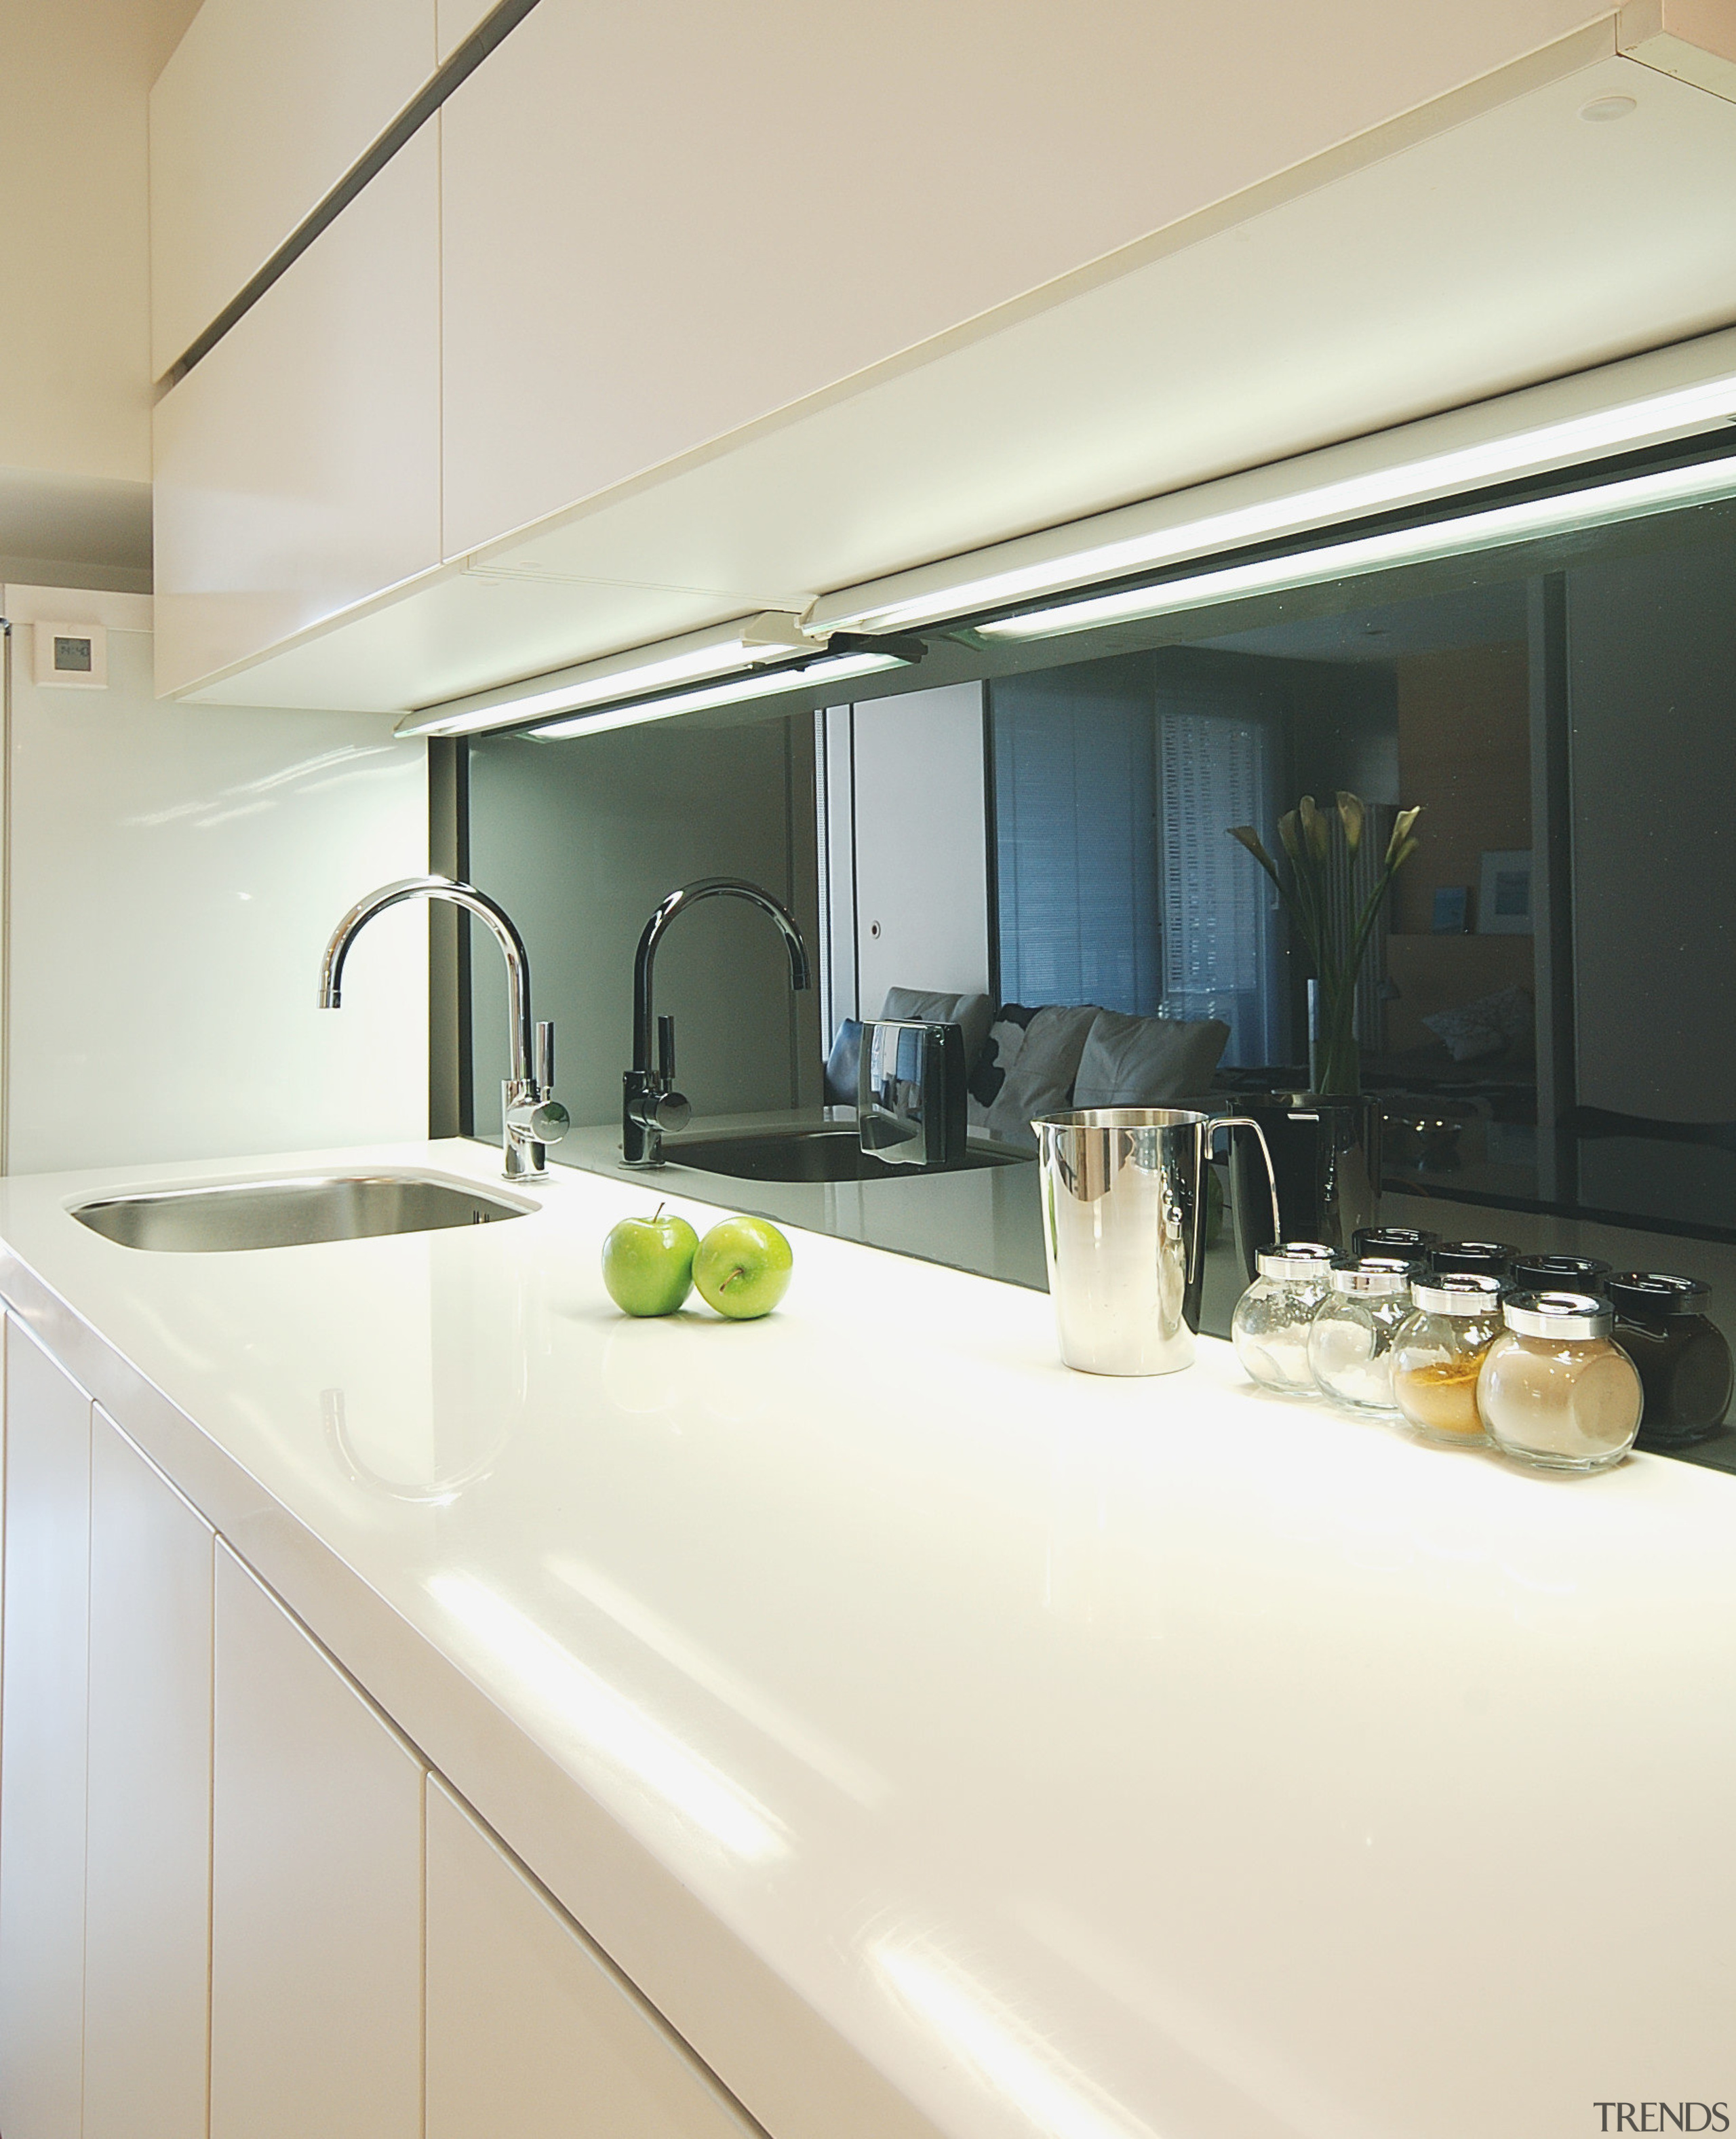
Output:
top-left (827, 988), bottom-right (1230, 1147)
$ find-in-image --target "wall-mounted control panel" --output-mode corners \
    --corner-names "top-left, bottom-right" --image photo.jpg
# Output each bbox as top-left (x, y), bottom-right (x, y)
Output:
top-left (33, 623), bottom-right (108, 688)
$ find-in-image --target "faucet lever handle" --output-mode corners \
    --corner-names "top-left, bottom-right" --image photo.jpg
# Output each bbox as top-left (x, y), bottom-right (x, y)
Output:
top-left (657, 1014), bottom-right (676, 1086)
top-left (534, 1019), bottom-right (555, 1094)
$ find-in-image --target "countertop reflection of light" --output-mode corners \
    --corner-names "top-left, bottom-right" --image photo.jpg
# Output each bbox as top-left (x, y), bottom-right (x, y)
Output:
top-left (871, 1937), bottom-right (1158, 2139)
top-left (545, 1554), bottom-right (888, 1807)
top-left (428, 1571), bottom-right (789, 1864)
top-left (976, 450), bottom-right (1736, 644)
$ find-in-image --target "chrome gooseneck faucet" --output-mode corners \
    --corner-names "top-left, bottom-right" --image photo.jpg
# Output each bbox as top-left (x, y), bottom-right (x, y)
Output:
top-left (623, 878), bottom-right (810, 1166)
top-left (320, 875), bottom-right (569, 1181)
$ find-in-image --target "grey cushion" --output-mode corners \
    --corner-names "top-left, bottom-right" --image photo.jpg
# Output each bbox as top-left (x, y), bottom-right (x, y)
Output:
top-left (1422, 985), bottom-right (1534, 1064)
top-left (966, 1004), bottom-right (1039, 1122)
top-left (880, 988), bottom-right (994, 1074)
top-left (824, 1020), bottom-right (864, 1105)
top-left (981, 1002), bottom-right (1101, 1143)
top-left (1071, 1009), bottom-right (1230, 1109)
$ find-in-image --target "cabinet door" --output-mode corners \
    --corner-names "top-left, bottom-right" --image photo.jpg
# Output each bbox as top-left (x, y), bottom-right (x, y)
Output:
top-left (0, 1318), bottom-right (92, 2139)
top-left (149, 0), bottom-right (437, 378)
top-left (83, 1409), bottom-right (215, 2139)
top-left (427, 1777), bottom-right (755, 2139)
top-left (153, 121), bottom-right (441, 699)
top-left (210, 1544), bottom-right (424, 2139)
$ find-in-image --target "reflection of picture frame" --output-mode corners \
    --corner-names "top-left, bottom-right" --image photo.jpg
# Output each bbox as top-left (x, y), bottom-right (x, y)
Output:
top-left (1478, 849), bottom-right (1533, 935)
top-left (1432, 885), bottom-right (1469, 934)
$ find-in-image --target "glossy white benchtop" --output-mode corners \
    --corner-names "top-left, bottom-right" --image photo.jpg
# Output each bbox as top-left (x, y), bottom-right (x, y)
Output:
top-left (2, 1138), bottom-right (1732, 2139)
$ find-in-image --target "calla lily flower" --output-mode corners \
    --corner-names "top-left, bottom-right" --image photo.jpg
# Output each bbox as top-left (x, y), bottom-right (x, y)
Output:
top-left (1297, 794), bottom-right (1329, 863)
top-left (1336, 791), bottom-right (1365, 856)
top-left (1278, 811), bottom-right (1302, 861)
top-left (1385, 805), bottom-right (1423, 867)
top-left (1227, 825), bottom-right (1278, 876)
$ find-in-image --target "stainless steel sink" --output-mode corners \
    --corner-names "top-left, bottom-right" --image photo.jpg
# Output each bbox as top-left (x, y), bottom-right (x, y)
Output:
top-left (71, 1173), bottom-right (533, 1253)
top-left (663, 1127), bottom-right (1030, 1184)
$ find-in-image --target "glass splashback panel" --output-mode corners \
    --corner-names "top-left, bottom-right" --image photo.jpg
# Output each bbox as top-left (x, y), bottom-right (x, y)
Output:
top-left (464, 471), bottom-right (1736, 1471)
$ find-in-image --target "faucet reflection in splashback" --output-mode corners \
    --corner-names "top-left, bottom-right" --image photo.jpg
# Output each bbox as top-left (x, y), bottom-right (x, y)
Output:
top-left (623, 878), bottom-right (810, 1167)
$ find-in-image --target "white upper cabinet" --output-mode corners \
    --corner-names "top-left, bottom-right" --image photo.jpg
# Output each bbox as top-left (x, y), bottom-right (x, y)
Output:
top-left (153, 123), bottom-right (442, 699)
top-left (437, 0), bottom-right (1617, 560)
top-left (150, 0), bottom-right (437, 378)
top-left (438, 0), bottom-right (498, 64)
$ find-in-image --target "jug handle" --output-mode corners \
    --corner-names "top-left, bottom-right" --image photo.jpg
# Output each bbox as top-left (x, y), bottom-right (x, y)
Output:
top-left (1208, 1114), bottom-right (1282, 1252)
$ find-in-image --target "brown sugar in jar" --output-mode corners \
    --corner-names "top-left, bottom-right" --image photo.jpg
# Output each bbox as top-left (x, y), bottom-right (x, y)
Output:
top-left (1391, 1275), bottom-right (1505, 1447)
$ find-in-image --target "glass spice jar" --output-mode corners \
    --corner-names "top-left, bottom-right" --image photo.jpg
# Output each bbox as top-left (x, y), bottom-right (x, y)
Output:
top-left (1308, 1258), bottom-right (1417, 1415)
top-left (1477, 1291), bottom-right (1643, 1474)
top-left (1507, 1252), bottom-right (1612, 1296)
top-left (1608, 1273), bottom-right (1734, 1449)
top-left (1390, 1274), bottom-right (1506, 1447)
top-left (1428, 1240), bottom-right (1516, 1281)
top-left (1352, 1225), bottom-right (1441, 1261)
top-left (1231, 1243), bottom-right (1337, 1396)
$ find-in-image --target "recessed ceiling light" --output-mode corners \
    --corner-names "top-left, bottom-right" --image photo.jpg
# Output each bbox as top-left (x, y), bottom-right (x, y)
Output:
top-left (1580, 95), bottom-right (1638, 121)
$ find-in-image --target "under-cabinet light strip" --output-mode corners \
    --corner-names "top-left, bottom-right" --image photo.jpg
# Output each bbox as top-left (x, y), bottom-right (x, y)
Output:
top-left (975, 448), bottom-right (1736, 642)
top-left (528, 650), bottom-right (905, 739)
top-left (395, 611), bottom-right (816, 739)
top-left (810, 347), bottom-right (1736, 638)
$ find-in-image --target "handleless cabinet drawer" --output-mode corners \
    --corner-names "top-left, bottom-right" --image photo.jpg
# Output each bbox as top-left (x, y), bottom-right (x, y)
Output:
top-left (427, 1777), bottom-right (760, 2139)
top-left (210, 1542), bottom-right (425, 2139)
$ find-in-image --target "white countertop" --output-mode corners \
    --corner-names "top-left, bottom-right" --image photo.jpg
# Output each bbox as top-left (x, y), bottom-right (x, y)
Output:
top-left (2, 1137), bottom-right (1732, 2139)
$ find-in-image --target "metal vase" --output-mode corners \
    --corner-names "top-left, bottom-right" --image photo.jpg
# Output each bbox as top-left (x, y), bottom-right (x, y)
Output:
top-left (1033, 1108), bottom-right (1280, 1376)
top-left (1226, 1091), bottom-right (1383, 1279)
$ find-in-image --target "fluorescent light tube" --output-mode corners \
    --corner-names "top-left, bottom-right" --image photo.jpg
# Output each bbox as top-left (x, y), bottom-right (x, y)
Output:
top-left (528, 649), bottom-right (904, 740)
top-left (976, 450), bottom-right (1736, 643)
top-left (814, 361), bottom-right (1736, 637)
top-left (395, 611), bottom-right (814, 739)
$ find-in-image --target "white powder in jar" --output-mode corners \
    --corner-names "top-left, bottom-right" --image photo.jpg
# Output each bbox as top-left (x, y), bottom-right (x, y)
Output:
top-left (1310, 1314), bottom-right (1398, 1409)
top-left (1477, 1337), bottom-right (1642, 1464)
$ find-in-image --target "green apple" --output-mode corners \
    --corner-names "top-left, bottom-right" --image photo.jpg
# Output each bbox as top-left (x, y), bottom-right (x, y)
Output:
top-left (601, 1206), bottom-right (699, 1317)
top-left (692, 1215), bottom-right (793, 1321)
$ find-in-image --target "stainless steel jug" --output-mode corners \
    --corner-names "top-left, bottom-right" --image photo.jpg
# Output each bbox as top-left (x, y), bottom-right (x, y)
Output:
top-left (1033, 1108), bottom-right (1280, 1376)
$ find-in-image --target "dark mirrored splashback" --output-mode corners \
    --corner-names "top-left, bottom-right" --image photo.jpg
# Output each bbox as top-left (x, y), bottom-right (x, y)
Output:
top-left (465, 477), bottom-right (1736, 1470)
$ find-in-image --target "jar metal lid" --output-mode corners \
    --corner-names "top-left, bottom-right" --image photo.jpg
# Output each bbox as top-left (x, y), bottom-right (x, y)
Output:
top-left (1352, 1226), bottom-right (1440, 1258)
top-left (1255, 1242), bottom-right (1337, 1280)
top-left (1508, 1253), bottom-right (1613, 1290)
top-left (1502, 1289), bottom-right (1613, 1339)
top-left (1607, 1271), bottom-right (1710, 1318)
top-left (1429, 1240), bottom-right (1515, 1277)
top-left (1328, 1256), bottom-right (1416, 1297)
top-left (1411, 1272), bottom-right (1505, 1315)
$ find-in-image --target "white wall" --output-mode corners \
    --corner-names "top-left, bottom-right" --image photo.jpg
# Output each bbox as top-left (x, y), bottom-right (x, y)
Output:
top-left (4, 588), bottom-right (429, 1174)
